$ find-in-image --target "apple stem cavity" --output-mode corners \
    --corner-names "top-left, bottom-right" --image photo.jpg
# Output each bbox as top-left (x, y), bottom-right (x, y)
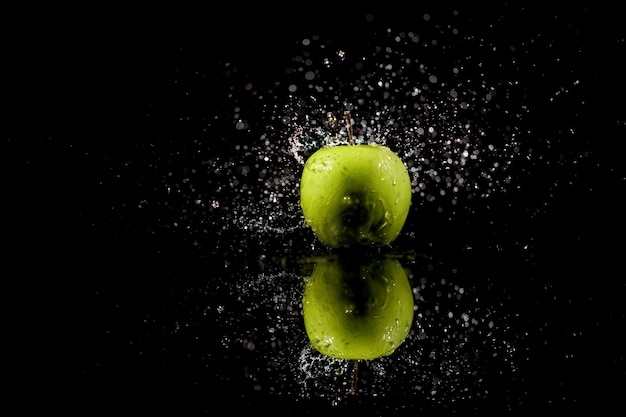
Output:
top-left (343, 110), bottom-right (354, 145)
top-left (350, 359), bottom-right (359, 393)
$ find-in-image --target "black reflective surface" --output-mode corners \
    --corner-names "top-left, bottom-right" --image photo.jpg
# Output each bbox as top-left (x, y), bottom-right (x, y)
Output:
top-left (8, 4), bottom-right (625, 416)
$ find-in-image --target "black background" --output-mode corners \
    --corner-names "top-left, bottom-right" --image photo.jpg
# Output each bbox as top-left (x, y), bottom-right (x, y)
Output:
top-left (6, 3), bottom-right (625, 415)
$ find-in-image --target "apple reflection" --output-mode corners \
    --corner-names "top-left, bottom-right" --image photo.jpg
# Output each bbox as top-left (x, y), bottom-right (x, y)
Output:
top-left (302, 254), bottom-right (414, 360)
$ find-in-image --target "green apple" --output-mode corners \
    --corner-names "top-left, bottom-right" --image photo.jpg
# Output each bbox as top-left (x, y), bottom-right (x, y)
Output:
top-left (299, 144), bottom-right (412, 248)
top-left (302, 255), bottom-right (414, 360)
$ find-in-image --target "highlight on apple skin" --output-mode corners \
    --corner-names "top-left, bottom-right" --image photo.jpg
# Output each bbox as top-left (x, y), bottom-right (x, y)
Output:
top-left (302, 255), bottom-right (415, 360)
top-left (299, 143), bottom-right (412, 248)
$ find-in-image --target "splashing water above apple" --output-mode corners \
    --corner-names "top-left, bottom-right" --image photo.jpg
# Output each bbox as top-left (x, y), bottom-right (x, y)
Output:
top-left (200, 22), bottom-right (536, 252)
top-left (206, 23), bottom-right (534, 403)
top-left (97, 9), bottom-right (596, 411)
top-left (122, 21), bottom-right (533, 400)
top-left (102, 9), bottom-right (590, 257)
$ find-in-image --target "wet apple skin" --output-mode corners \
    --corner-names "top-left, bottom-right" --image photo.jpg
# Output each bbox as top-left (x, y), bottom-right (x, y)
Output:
top-left (299, 144), bottom-right (412, 248)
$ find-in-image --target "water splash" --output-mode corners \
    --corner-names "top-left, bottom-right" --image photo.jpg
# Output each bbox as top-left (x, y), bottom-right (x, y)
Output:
top-left (91, 9), bottom-right (605, 413)
top-left (95, 9), bottom-right (594, 261)
top-left (202, 24), bottom-right (544, 253)
top-left (129, 250), bottom-right (524, 412)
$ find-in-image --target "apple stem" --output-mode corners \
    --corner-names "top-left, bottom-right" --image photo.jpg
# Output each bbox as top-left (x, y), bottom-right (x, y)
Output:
top-left (344, 111), bottom-right (354, 145)
top-left (350, 359), bottom-right (359, 393)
